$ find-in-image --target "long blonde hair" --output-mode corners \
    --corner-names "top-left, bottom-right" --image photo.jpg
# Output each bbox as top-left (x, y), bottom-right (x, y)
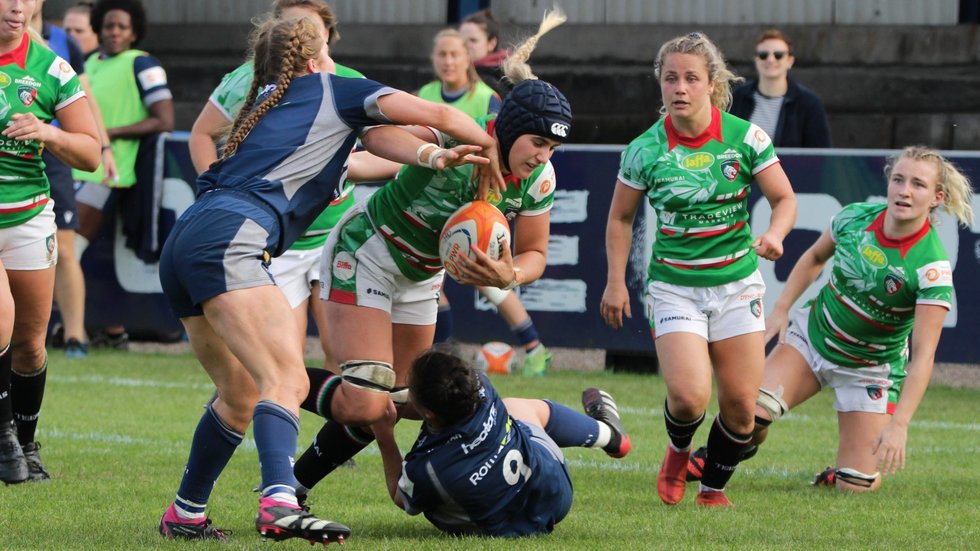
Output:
top-left (221, 16), bottom-right (322, 160)
top-left (885, 146), bottom-right (975, 227)
top-left (654, 31), bottom-right (742, 116)
top-left (431, 28), bottom-right (480, 95)
top-left (500, 7), bottom-right (566, 86)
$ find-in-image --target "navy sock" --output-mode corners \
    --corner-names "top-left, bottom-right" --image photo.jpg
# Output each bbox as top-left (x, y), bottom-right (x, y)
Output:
top-left (11, 358), bottom-right (46, 444)
top-left (175, 403), bottom-right (244, 514)
top-left (542, 400), bottom-right (600, 447)
top-left (253, 400), bottom-right (301, 496)
top-left (663, 401), bottom-right (704, 451)
top-left (510, 317), bottom-right (540, 351)
top-left (0, 345), bottom-right (11, 425)
top-left (293, 421), bottom-right (373, 489)
top-left (701, 415), bottom-right (753, 491)
top-left (433, 304), bottom-right (453, 343)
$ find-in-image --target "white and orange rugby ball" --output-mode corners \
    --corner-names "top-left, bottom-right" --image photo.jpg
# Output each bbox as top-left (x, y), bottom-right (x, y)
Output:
top-left (439, 201), bottom-right (510, 282)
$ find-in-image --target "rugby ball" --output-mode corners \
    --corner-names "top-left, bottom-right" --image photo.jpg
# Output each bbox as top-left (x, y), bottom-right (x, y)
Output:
top-left (439, 201), bottom-right (510, 282)
top-left (474, 341), bottom-right (515, 375)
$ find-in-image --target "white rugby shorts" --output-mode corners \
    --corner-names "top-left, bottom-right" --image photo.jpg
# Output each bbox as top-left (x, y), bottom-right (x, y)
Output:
top-left (0, 202), bottom-right (57, 269)
top-left (644, 270), bottom-right (766, 342)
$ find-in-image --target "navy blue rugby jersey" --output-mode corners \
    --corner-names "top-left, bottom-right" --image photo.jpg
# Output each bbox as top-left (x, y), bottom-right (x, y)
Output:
top-left (197, 73), bottom-right (397, 255)
top-left (398, 373), bottom-right (570, 537)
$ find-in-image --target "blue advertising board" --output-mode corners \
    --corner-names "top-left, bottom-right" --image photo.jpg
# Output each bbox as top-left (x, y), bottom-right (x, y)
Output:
top-left (81, 135), bottom-right (980, 363)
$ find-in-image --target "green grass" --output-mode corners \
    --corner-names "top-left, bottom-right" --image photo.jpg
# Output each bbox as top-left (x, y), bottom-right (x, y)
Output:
top-left (1, 350), bottom-right (978, 550)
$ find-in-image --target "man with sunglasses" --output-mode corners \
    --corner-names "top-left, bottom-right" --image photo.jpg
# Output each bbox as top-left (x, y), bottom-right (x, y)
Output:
top-left (730, 29), bottom-right (832, 148)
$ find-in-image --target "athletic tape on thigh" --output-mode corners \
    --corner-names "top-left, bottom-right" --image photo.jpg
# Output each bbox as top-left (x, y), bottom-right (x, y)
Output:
top-left (836, 467), bottom-right (879, 487)
top-left (340, 360), bottom-right (395, 393)
top-left (757, 388), bottom-right (789, 421)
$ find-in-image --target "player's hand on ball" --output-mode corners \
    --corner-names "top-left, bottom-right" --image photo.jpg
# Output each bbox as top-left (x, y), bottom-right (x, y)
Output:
top-left (454, 238), bottom-right (514, 288)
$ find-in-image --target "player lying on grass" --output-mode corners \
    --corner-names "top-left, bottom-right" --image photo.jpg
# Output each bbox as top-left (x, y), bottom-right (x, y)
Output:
top-left (687, 146), bottom-right (974, 491)
top-left (367, 349), bottom-right (630, 537)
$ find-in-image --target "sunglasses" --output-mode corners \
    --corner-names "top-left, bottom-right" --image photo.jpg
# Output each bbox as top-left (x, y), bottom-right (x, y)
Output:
top-left (757, 51), bottom-right (788, 61)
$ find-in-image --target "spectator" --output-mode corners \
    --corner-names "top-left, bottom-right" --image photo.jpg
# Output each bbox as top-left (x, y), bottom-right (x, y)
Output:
top-left (729, 29), bottom-right (832, 148)
top-left (417, 28), bottom-right (501, 117)
top-left (34, 0), bottom-right (116, 359)
top-left (71, 0), bottom-right (174, 350)
top-left (62, 1), bottom-right (99, 56)
top-left (460, 8), bottom-right (511, 96)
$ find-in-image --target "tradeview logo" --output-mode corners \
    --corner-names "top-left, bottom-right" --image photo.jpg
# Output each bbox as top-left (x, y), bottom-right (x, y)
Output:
top-left (550, 122), bottom-right (569, 138)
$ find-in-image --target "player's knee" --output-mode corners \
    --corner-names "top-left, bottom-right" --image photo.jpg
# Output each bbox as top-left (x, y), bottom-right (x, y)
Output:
top-left (836, 467), bottom-right (880, 491)
top-left (332, 360), bottom-right (396, 425)
top-left (667, 389), bottom-right (710, 418)
top-left (756, 387), bottom-right (789, 423)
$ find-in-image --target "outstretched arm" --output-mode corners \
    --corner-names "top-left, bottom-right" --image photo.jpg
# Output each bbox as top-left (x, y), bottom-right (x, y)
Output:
top-left (376, 92), bottom-right (503, 197)
top-left (372, 400), bottom-right (406, 508)
top-left (873, 304), bottom-right (947, 475)
top-left (765, 229), bottom-right (836, 344)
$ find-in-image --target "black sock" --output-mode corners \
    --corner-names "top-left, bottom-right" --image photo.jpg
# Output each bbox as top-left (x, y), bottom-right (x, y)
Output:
top-left (301, 368), bottom-right (342, 419)
top-left (11, 359), bottom-right (46, 444)
top-left (701, 415), bottom-right (752, 491)
top-left (663, 401), bottom-right (704, 450)
top-left (293, 421), bottom-right (374, 489)
top-left (0, 345), bottom-right (12, 425)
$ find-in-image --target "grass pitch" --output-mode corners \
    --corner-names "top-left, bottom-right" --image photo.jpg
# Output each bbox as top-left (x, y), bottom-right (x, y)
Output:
top-left (1, 350), bottom-right (977, 550)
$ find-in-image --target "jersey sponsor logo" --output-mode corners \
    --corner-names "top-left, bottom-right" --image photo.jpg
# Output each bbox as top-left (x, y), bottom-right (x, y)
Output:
top-left (0, 72), bottom-right (10, 88)
top-left (460, 403), bottom-right (497, 456)
top-left (866, 385), bottom-right (884, 400)
top-left (750, 298), bottom-right (763, 318)
top-left (46, 58), bottom-right (76, 86)
top-left (658, 315), bottom-right (692, 324)
top-left (682, 152), bottom-right (714, 170)
top-left (860, 244), bottom-right (888, 268)
top-left (14, 75), bottom-right (40, 89)
top-left (721, 159), bottom-right (740, 182)
top-left (365, 287), bottom-right (390, 300)
top-left (754, 129), bottom-right (769, 144)
top-left (717, 147), bottom-right (743, 160)
top-left (884, 273), bottom-right (903, 295)
top-left (137, 66), bottom-right (168, 90)
top-left (917, 260), bottom-right (952, 288)
top-left (550, 122), bottom-right (569, 138)
top-left (332, 251), bottom-right (356, 280)
top-left (539, 179), bottom-right (552, 195)
top-left (17, 86), bottom-right (36, 107)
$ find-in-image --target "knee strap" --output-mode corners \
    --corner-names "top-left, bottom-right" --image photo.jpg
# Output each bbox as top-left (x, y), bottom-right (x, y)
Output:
top-left (836, 467), bottom-right (879, 488)
top-left (756, 387), bottom-right (789, 422)
top-left (340, 360), bottom-right (395, 393)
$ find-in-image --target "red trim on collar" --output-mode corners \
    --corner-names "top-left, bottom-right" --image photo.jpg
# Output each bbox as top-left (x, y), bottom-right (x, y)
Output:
top-left (0, 33), bottom-right (31, 70)
top-left (665, 107), bottom-right (723, 151)
top-left (865, 208), bottom-right (931, 259)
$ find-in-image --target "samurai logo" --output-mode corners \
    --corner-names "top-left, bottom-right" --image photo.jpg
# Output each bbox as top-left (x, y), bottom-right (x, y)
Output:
top-left (721, 159), bottom-right (740, 182)
top-left (866, 385), bottom-right (884, 400)
top-left (750, 298), bottom-right (763, 318)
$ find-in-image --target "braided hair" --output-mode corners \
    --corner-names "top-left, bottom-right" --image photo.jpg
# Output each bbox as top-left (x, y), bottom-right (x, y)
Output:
top-left (221, 16), bottom-right (322, 160)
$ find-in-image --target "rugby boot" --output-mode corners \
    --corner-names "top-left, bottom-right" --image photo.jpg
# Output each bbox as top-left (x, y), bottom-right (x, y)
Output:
top-left (21, 441), bottom-right (50, 481)
top-left (159, 503), bottom-right (229, 540)
top-left (581, 387), bottom-right (632, 458)
top-left (0, 420), bottom-right (28, 484)
top-left (812, 466), bottom-right (837, 487)
top-left (656, 445), bottom-right (690, 504)
top-left (695, 489), bottom-right (734, 507)
top-left (256, 496), bottom-right (351, 544)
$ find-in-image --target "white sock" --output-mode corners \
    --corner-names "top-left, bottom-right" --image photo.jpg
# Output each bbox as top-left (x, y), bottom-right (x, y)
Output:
top-left (592, 422), bottom-right (612, 448)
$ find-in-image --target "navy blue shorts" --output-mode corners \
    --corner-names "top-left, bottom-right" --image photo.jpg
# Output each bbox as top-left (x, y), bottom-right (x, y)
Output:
top-left (159, 190), bottom-right (281, 318)
top-left (44, 149), bottom-right (78, 230)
